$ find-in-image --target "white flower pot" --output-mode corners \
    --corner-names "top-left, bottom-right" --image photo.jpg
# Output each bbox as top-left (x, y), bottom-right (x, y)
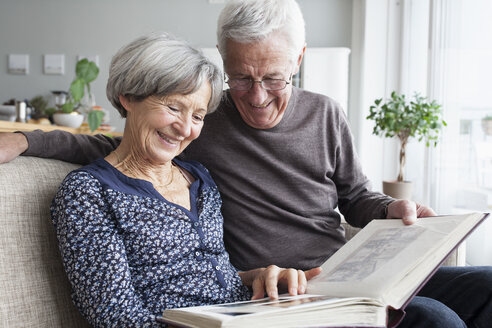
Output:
top-left (382, 180), bottom-right (413, 200)
top-left (53, 112), bottom-right (84, 128)
top-left (482, 119), bottom-right (492, 136)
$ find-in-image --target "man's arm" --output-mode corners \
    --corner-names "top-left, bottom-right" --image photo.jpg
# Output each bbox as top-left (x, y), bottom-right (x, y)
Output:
top-left (333, 108), bottom-right (435, 226)
top-left (0, 132), bottom-right (28, 163)
top-left (0, 130), bottom-right (121, 165)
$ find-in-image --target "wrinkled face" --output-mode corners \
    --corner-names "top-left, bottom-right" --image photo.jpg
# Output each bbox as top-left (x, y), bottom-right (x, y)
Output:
top-left (224, 35), bottom-right (302, 129)
top-left (123, 83), bottom-right (211, 164)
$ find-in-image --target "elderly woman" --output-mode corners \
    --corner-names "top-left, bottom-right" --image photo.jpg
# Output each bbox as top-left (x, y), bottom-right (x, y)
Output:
top-left (51, 33), bottom-right (319, 327)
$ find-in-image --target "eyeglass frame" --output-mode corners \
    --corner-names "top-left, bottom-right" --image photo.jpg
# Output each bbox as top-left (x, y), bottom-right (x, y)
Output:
top-left (224, 73), bottom-right (293, 91)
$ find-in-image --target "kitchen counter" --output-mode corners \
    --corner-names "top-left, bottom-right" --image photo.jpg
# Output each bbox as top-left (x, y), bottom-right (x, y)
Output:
top-left (0, 120), bottom-right (122, 136)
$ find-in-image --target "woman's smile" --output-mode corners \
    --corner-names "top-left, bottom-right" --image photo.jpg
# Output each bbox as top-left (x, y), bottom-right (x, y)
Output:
top-left (157, 130), bottom-right (181, 148)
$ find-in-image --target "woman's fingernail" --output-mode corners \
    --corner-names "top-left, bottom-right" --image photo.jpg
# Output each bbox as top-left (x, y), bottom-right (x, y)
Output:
top-left (299, 286), bottom-right (305, 294)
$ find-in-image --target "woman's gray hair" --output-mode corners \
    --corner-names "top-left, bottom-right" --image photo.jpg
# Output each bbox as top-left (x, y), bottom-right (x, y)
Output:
top-left (107, 33), bottom-right (223, 117)
top-left (217, 0), bottom-right (305, 64)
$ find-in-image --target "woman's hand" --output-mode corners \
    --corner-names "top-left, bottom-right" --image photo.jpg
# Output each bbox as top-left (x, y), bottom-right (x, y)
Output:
top-left (239, 265), bottom-right (322, 300)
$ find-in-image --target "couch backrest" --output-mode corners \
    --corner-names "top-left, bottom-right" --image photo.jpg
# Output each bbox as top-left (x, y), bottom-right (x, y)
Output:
top-left (0, 156), bottom-right (90, 328)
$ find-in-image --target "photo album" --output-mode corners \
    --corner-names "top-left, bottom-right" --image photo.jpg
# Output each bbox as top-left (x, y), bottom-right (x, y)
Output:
top-left (157, 212), bottom-right (488, 328)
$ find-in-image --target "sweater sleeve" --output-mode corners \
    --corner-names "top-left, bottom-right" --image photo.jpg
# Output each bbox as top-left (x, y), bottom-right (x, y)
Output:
top-left (51, 172), bottom-right (163, 327)
top-left (333, 110), bottom-right (394, 228)
top-left (20, 130), bottom-right (121, 165)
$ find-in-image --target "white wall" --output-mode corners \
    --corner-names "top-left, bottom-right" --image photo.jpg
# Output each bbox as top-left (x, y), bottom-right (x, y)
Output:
top-left (0, 0), bottom-right (353, 132)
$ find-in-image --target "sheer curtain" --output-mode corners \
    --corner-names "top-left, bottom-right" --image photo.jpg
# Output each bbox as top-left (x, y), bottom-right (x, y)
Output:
top-left (351, 1), bottom-right (490, 264)
top-left (427, 0), bottom-right (492, 265)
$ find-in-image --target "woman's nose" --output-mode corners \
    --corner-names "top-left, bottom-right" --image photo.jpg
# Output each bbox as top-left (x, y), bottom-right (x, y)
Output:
top-left (174, 115), bottom-right (192, 137)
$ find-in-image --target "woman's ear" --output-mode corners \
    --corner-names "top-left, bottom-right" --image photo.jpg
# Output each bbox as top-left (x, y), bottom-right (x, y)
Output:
top-left (119, 95), bottom-right (132, 112)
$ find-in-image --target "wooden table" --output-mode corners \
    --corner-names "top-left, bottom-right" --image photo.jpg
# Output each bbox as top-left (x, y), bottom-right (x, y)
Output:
top-left (0, 120), bottom-right (123, 136)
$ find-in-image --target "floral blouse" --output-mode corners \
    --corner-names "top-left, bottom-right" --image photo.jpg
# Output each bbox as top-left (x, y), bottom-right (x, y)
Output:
top-left (51, 158), bottom-right (251, 327)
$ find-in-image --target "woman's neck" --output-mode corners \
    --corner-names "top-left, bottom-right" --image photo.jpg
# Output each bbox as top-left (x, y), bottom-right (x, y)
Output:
top-left (105, 139), bottom-right (193, 210)
top-left (106, 140), bottom-right (173, 186)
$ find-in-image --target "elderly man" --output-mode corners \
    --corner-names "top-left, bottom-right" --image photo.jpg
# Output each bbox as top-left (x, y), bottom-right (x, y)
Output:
top-left (0, 0), bottom-right (491, 327)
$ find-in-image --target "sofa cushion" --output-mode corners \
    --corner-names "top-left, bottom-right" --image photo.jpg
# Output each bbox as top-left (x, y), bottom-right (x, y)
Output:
top-left (0, 156), bottom-right (89, 327)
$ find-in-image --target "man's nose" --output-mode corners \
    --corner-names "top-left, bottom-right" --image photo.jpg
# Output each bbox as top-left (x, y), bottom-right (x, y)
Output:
top-left (247, 81), bottom-right (269, 104)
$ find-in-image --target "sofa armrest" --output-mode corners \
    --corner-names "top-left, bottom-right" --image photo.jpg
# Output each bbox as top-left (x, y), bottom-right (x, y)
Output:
top-left (0, 156), bottom-right (89, 327)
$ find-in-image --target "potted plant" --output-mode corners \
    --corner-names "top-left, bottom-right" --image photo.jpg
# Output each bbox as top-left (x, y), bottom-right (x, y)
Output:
top-left (52, 59), bottom-right (104, 131)
top-left (482, 115), bottom-right (492, 136)
top-left (28, 95), bottom-right (51, 124)
top-left (366, 91), bottom-right (446, 199)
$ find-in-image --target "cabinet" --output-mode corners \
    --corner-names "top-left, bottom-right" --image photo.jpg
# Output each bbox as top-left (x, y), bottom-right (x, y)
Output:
top-left (298, 47), bottom-right (351, 112)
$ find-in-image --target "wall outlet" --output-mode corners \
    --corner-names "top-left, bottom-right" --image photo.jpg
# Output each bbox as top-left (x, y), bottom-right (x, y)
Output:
top-left (44, 54), bottom-right (65, 75)
top-left (8, 54), bottom-right (29, 75)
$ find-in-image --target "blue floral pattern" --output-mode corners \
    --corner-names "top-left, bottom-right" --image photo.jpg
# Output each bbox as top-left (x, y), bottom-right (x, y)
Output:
top-left (51, 159), bottom-right (251, 327)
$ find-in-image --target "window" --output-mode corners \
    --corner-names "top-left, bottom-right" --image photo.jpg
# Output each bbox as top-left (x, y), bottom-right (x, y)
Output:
top-left (427, 0), bottom-right (492, 265)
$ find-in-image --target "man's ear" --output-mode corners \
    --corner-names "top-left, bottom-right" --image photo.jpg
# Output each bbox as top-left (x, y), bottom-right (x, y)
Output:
top-left (119, 95), bottom-right (132, 112)
top-left (216, 44), bottom-right (226, 70)
top-left (293, 44), bottom-right (306, 75)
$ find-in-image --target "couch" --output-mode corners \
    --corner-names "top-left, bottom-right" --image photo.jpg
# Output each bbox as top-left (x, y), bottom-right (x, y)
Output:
top-left (0, 156), bottom-right (465, 327)
top-left (0, 157), bottom-right (89, 327)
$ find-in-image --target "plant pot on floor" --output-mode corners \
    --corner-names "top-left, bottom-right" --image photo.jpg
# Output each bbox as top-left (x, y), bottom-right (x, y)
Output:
top-left (53, 112), bottom-right (84, 128)
top-left (383, 180), bottom-right (413, 200)
top-left (482, 119), bottom-right (492, 136)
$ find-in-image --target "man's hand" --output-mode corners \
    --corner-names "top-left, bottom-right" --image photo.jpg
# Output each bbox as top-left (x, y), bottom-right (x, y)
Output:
top-left (239, 265), bottom-right (322, 300)
top-left (0, 132), bottom-right (28, 164)
top-left (386, 199), bottom-right (437, 225)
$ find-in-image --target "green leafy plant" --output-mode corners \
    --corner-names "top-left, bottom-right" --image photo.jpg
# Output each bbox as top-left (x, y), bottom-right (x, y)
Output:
top-left (367, 91), bottom-right (447, 182)
top-left (87, 108), bottom-right (105, 132)
top-left (29, 95), bottom-right (49, 119)
top-left (87, 107), bottom-right (105, 132)
top-left (62, 59), bottom-right (99, 113)
top-left (62, 59), bottom-right (104, 131)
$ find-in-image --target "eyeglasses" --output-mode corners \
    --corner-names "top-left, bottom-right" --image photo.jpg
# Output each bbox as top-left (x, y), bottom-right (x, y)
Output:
top-left (225, 73), bottom-right (292, 91)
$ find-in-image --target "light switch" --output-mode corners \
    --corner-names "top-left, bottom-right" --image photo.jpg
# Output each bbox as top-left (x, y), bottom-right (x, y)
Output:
top-left (44, 54), bottom-right (65, 75)
top-left (8, 54), bottom-right (29, 75)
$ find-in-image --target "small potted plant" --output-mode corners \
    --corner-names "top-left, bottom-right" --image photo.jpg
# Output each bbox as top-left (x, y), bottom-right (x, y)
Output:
top-left (482, 115), bottom-right (492, 136)
top-left (367, 91), bottom-right (447, 199)
top-left (52, 59), bottom-right (104, 131)
top-left (28, 95), bottom-right (51, 124)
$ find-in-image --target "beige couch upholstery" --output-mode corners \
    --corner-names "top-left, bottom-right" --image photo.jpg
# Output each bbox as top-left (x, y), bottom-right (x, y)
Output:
top-left (0, 157), bottom-right (89, 327)
top-left (0, 156), bottom-right (464, 327)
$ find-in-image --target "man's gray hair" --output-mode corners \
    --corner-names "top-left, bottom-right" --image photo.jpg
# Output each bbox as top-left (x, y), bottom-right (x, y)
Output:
top-left (107, 33), bottom-right (223, 117)
top-left (217, 0), bottom-right (305, 64)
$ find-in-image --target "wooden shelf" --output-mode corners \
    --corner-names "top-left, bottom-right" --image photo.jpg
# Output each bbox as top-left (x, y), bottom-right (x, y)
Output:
top-left (0, 120), bottom-right (122, 136)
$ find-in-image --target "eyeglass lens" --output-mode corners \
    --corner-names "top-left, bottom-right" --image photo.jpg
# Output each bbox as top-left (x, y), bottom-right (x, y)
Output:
top-left (227, 76), bottom-right (291, 91)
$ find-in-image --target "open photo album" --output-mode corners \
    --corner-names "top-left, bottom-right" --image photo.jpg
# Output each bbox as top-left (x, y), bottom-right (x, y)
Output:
top-left (158, 212), bottom-right (488, 328)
